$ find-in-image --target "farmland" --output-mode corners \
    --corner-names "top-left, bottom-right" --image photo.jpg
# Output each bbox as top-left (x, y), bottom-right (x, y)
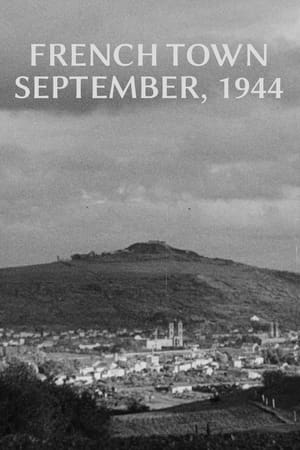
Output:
top-left (110, 402), bottom-right (282, 438)
top-left (109, 430), bottom-right (300, 450)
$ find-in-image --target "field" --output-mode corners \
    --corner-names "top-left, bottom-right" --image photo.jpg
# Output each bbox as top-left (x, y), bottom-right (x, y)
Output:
top-left (110, 404), bottom-right (283, 437)
top-left (109, 429), bottom-right (300, 450)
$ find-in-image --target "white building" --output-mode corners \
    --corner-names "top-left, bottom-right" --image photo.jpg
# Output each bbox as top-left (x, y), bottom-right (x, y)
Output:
top-left (147, 354), bottom-right (159, 366)
top-left (171, 385), bottom-right (193, 394)
top-left (204, 366), bottom-right (213, 377)
top-left (248, 370), bottom-right (262, 380)
top-left (233, 359), bottom-right (243, 369)
top-left (80, 366), bottom-right (95, 376)
top-left (192, 357), bottom-right (213, 369)
top-left (102, 367), bottom-right (125, 379)
top-left (54, 375), bottom-right (67, 386)
top-left (146, 338), bottom-right (173, 351)
top-left (74, 375), bottom-right (94, 384)
top-left (134, 361), bottom-right (147, 372)
top-left (173, 362), bottom-right (192, 374)
top-left (253, 356), bottom-right (264, 366)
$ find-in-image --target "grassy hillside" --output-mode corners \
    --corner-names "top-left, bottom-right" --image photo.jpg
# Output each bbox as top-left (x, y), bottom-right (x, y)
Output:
top-left (0, 242), bottom-right (299, 330)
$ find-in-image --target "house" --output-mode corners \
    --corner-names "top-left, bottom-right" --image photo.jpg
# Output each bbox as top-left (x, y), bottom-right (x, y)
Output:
top-left (74, 375), bottom-right (94, 384)
top-left (8, 340), bottom-right (21, 347)
top-left (102, 367), bottom-right (125, 379)
top-left (134, 335), bottom-right (144, 341)
top-left (54, 375), bottom-right (67, 386)
top-left (253, 356), bottom-right (264, 366)
top-left (204, 366), bottom-right (213, 376)
top-left (38, 340), bottom-right (54, 349)
top-left (171, 385), bottom-right (193, 395)
top-left (37, 373), bottom-right (47, 382)
top-left (248, 370), bottom-right (262, 380)
top-left (233, 359), bottom-right (243, 369)
top-left (78, 343), bottom-right (99, 350)
top-left (173, 362), bottom-right (192, 374)
top-left (250, 315), bottom-right (261, 322)
top-left (147, 354), bottom-right (159, 366)
top-left (191, 357), bottom-right (213, 369)
top-left (94, 372), bottom-right (102, 381)
top-left (146, 338), bottom-right (173, 351)
top-left (80, 366), bottom-right (94, 376)
top-left (241, 344), bottom-right (255, 355)
top-left (20, 332), bottom-right (34, 339)
top-left (134, 361), bottom-right (147, 372)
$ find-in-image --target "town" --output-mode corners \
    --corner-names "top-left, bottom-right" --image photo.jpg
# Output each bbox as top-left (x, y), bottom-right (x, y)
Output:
top-left (0, 315), bottom-right (299, 412)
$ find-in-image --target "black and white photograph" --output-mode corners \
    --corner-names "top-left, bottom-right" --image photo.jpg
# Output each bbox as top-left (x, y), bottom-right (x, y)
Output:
top-left (0, 1), bottom-right (299, 448)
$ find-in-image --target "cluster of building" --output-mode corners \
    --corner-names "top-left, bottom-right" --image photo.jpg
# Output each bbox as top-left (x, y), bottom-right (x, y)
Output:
top-left (1, 316), bottom-right (300, 409)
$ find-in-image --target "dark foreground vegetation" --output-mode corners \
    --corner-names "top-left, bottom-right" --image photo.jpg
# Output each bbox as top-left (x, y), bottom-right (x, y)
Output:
top-left (1, 366), bottom-right (300, 448)
top-left (0, 362), bottom-right (109, 449)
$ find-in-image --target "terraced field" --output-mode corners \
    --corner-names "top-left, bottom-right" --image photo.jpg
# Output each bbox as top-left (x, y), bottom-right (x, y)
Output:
top-left (111, 404), bottom-right (282, 437)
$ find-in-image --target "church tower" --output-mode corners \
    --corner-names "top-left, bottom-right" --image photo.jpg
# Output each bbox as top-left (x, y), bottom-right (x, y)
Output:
top-left (169, 322), bottom-right (174, 341)
top-left (178, 320), bottom-right (183, 347)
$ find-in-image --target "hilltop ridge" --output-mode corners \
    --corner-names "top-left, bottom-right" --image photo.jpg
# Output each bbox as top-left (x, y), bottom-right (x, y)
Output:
top-left (0, 241), bottom-right (299, 331)
top-left (71, 240), bottom-right (203, 262)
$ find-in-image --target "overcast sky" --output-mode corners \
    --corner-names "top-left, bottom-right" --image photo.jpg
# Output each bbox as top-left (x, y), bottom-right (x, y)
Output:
top-left (0, 0), bottom-right (299, 271)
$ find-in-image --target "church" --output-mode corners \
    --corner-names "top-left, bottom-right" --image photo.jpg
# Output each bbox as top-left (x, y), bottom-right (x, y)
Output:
top-left (146, 321), bottom-right (183, 351)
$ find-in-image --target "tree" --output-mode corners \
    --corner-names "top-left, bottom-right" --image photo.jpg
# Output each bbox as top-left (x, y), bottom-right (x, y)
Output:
top-left (263, 370), bottom-right (284, 388)
top-left (0, 362), bottom-right (110, 447)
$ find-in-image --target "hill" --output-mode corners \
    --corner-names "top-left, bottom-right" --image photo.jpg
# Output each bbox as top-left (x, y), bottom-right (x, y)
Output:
top-left (0, 241), bottom-right (299, 330)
